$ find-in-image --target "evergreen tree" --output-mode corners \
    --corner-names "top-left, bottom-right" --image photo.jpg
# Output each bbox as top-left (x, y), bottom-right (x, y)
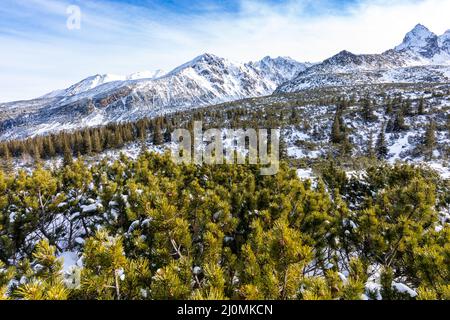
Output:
top-left (361, 98), bottom-right (377, 122)
top-left (153, 124), bottom-right (164, 145)
top-left (366, 131), bottom-right (375, 159)
top-left (418, 97), bottom-right (426, 115)
top-left (79, 230), bottom-right (151, 300)
top-left (33, 144), bottom-right (41, 163)
top-left (279, 133), bottom-right (288, 160)
top-left (114, 129), bottom-right (124, 148)
top-left (83, 130), bottom-right (93, 155)
top-left (392, 110), bottom-right (408, 132)
top-left (385, 100), bottom-right (393, 115)
top-left (43, 137), bottom-right (56, 158)
top-left (63, 141), bottom-right (73, 167)
top-left (330, 105), bottom-right (347, 144)
top-left (422, 120), bottom-right (436, 160)
top-left (92, 130), bottom-right (102, 153)
top-left (401, 100), bottom-right (413, 116)
top-left (0, 94), bottom-right (449, 301)
top-left (376, 124), bottom-right (388, 160)
top-left (15, 240), bottom-right (69, 300)
top-left (1, 144), bottom-right (13, 173)
top-left (331, 114), bottom-right (342, 144)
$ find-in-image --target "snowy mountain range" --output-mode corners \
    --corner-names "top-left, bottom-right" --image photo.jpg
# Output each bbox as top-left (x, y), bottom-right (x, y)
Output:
top-left (0, 24), bottom-right (449, 141)
top-left (41, 70), bottom-right (167, 99)
top-left (277, 24), bottom-right (450, 93)
top-left (0, 54), bottom-right (310, 140)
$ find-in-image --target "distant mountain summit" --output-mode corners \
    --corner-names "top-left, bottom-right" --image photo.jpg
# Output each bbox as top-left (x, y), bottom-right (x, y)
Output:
top-left (394, 24), bottom-right (440, 58)
top-left (247, 56), bottom-right (313, 85)
top-left (43, 70), bottom-right (167, 99)
top-left (277, 24), bottom-right (450, 93)
top-left (438, 29), bottom-right (450, 53)
top-left (0, 54), bottom-right (308, 140)
top-left (1, 24), bottom-right (449, 140)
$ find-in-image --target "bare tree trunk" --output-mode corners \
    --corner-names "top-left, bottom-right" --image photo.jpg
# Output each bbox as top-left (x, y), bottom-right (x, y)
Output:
top-left (114, 270), bottom-right (121, 300)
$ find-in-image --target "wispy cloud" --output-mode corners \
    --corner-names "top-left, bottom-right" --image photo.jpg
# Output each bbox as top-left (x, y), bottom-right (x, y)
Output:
top-left (1, 0), bottom-right (449, 102)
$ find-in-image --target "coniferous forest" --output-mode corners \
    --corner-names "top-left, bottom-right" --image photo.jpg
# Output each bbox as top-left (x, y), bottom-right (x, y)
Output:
top-left (0, 86), bottom-right (450, 300)
top-left (0, 150), bottom-right (449, 300)
top-left (2, 0), bottom-right (450, 306)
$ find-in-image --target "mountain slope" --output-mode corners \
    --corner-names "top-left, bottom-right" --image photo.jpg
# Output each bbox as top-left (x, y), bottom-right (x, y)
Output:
top-left (42, 70), bottom-right (167, 99)
top-left (0, 54), bottom-right (308, 140)
top-left (2, 24), bottom-right (450, 141)
top-left (394, 24), bottom-right (441, 58)
top-left (277, 24), bottom-right (450, 93)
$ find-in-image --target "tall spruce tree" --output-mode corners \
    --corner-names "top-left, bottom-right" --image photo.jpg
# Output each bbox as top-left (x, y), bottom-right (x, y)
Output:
top-left (376, 124), bottom-right (388, 160)
top-left (392, 110), bottom-right (408, 132)
top-left (92, 130), bottom-right (102, 153)
top-left (422, 120), bottom-right (436, 160)
top-left (82, 130), bottom-right (93, 155)
top-left (361, 98), bottom-right (376, 122)
top-left (331, 114), bottom-right (342, 144)
top-left (366, 130), bottom-right (375, 159)
top-left (63, 142), bottom-right (73, 166)
top-left (1, 144), bottom-right (13, 173)
top-left (153, 124), bottom-right (164, 145)
top-left (418, 97), bottom-right (426, 115)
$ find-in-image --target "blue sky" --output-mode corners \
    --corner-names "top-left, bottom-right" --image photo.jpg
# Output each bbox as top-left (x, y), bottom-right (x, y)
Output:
top-left (103, 0), bottom-right (360, 14)
top-left (1, 0), bottom-right (449, 102)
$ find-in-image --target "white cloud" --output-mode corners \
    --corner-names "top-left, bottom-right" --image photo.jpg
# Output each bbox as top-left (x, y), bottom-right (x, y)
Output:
top-left (0, 0), bottom-right (449, 102)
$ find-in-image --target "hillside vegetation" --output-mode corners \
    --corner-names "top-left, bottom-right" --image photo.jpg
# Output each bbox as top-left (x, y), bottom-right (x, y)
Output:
top-left (0, 152), bottom-right (449, 300)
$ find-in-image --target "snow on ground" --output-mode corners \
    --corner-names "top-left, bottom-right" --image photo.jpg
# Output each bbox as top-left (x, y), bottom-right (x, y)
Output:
top-left (428, 162), bottom-right (450, 179)
top-left (81, 202), bottom-right (103, 214)
top-left (392, 282), bottom-right (418, 298)
top-left (387, 132), bottom-right (414, 162)
top-left (58, 251), bottom-right (80, 273)
top-left (365, 282), bottom-right (382, 300)
top-left (297, 168), bottom-right (314, 180)
top-left (288, 147), bottom-right (321, 159)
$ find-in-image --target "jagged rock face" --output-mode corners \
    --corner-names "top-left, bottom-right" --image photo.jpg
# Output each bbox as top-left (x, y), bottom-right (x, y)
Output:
top-left (247, 56), bottom-right (312, 86)
top-left (394, 24), bottom-right (441, 58)
top-left (0, 54), bottom-right (308, 140)
top-left (306, 50), bottom-right (413, 72)
top-left (1, 24), bottom-right (450, 141)
top-left (42, 70), bottom-right (166, 99)
top-left (277, 24), bottom-right (450, 94)
top-left (439, 30), bottom-right (450, 54)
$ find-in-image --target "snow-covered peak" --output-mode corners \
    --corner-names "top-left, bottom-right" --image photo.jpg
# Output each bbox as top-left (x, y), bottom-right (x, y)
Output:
top-left (260, 55), bottom-right (295, 64)
top-left (73, 74), bottom-right (124, 91)
top-left (186, 53), bottom-right (225, 68)
top-left (126, 69), bottom-right (166, 80)
top-left (276, 24), bottom-right (450, 94)
top-left (329, 50), bottom-right (357, 60)
top-left (167, 53), bottom-right (228, 75)
top-left (411, 23), bottom-right (433, 35)
top-left (248, 56), bottom-right (312, 84)
top-left (438, 29), bottom-right (450, 53)
top-left (440, 29), bottom-right (450, 40)
top-left (395, 24), bottom-right (439, 58)
top-left (192, 53), bottom-right (223, 63)
top-left (256, 56), bottom-right (306, 68)
top-left (320, 50), bottom-right (363, 69)
top-left (396, 24), bottom-right (435, 49)
top-left (43, 70), bottom-right (168, 98)
top-left (42, 74), bottom-right (125, 98)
